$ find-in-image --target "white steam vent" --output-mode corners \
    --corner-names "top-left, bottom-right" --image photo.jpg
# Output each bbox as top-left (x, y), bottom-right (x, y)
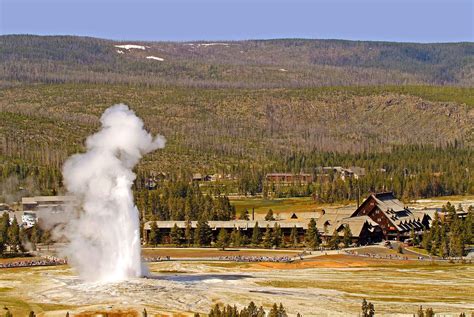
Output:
top-left (62, 104), bottom-right (165, 282)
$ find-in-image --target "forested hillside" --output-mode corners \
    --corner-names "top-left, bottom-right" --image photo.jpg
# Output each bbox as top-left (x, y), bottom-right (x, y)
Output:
top-left (1, 35), bottom-right (473, 87)
top-left (1, 84), bottom-right (473, 202)
top-left (0, 35), bottom-right (473, 203)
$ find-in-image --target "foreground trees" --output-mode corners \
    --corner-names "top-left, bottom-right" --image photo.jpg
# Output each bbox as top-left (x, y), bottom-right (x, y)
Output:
top-left (420, 203), bottom-right (473, 257)
top-left (207, 301), bottom-right (290, 317)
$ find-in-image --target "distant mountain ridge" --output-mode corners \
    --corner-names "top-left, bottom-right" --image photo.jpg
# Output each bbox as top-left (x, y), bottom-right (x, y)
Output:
top-left (1, 35), bottom-right (472, 87)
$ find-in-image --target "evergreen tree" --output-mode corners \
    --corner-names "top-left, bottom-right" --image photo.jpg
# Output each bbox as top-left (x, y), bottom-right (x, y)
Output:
top-left (268, 303), bottom-right (279, 317)
top-left (362, 299), bottom-right (375, 317)
top-left (195, 219), bottom-right (212, 246)
top-left (148, 221), bottom-right (160, 246)
top-left (417, 305), bottom-right (424, 317)
top-left (265, 209), bottom-right (275, 221)
top-left (278, 303), bottom-right (288, 317)
top-left (239, 209), bottom-right (250, 220)
top-left (410, 227), bottom-right (419, 245)
top-left (272, 223), bottom-right (282, 248)
top-left (343, 225), bottom-right (352, 248)
top-left (185, 221), bottom-right (193, 246)
top-left (230, 228), bottom-right (241, 247)
top-left (0, 213), bottom-right (10, 253)
top-left (330, 229), bottom-right (341, 250)
top-left (361, 299), bottom-right (368, 317)
top-left (30, 223), bottom-right (40, 251)
top-left (7, 217), bottom-right (20, 252)
top-left (421, 230), bottom-right (432, 252)
top-left (425, 308), bottom-right (434, 317)
top-left (170, 223), bottom-right (183, 246)
top-left (289, 226), bottom-right (298, 247)
top-left (215, 228), bottom-right (229, 250)
top-left (251, 222), bottom-right (261, 246)
top-left (263, 225), bottom-right (273, 248)
top-left (305, 219), bottom-right (321, 250)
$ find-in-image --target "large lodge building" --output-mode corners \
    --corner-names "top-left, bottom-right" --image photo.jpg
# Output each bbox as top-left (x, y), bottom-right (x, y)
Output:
top-left (351, 192), bottom-right (431, 240)
top-left (144, 192), bottom-right (431, 246)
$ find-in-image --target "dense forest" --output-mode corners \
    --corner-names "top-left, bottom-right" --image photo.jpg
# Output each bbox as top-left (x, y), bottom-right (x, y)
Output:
top-left (1, 35), bottom-right (473, 88)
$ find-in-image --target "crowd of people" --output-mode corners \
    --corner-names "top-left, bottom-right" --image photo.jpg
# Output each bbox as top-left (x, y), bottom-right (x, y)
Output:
top-left (217, 255), bottom-right (293, 263)
top-left (344, 250), bottom-right (409, 260)
top-left (143, 256), bottom-right (171, 262)
top-left (0, 256), bottom-right (67, 268)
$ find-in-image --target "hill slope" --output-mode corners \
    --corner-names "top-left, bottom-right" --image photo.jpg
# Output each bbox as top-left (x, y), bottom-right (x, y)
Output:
top-left (1, 35), bottom-right (473, 87)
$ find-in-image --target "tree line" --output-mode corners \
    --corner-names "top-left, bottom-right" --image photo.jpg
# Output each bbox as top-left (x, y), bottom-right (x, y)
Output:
top-left (4, 300), bottom-right (473, 317)
top-left (0, 213), bottom-right (49, 256)
top-left (419, 203), bottom-right (473, 257)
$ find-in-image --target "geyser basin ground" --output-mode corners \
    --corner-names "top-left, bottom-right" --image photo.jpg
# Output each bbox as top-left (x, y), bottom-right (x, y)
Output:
top-left (1, 256), bottom-right (473, 316)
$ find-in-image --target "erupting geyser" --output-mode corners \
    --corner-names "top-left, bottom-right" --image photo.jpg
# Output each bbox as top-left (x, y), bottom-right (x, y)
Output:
top-left (62, 104), bottom-right (165, 282)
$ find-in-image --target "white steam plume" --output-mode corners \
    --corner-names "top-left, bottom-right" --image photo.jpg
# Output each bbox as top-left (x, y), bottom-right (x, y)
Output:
top-left (62, 104), bottom-right (165, 282)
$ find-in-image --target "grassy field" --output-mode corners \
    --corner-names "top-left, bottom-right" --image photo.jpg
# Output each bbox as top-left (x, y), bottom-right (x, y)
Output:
top-left (230, 196), bottom-right (338, 215)
top-left (229, 194), bottom-right (474, 218)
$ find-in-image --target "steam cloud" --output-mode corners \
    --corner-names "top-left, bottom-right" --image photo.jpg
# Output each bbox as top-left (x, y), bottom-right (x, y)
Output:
top-left (61, 104), bottom-right (165, 282)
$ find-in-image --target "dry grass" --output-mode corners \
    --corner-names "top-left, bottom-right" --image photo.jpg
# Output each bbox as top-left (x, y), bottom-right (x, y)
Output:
top-left (142, 248), bottom-right (297, 258)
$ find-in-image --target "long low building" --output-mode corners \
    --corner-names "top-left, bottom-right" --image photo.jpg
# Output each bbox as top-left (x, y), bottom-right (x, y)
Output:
top-left (143, 216), bottom-right (383, 245)
top-left (22, 195), bottom-right (77, 212)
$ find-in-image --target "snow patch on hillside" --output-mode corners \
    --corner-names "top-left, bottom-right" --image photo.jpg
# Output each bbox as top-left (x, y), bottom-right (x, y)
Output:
top-left (146, 56), bottom-right (164, 61)
top-left (115, 44), bottom-right (146, 50)
top-left (185, 43), bottom-right (230, 47)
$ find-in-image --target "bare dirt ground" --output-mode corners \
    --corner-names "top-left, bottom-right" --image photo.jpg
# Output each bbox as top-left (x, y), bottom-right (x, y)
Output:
top-left (0, 254), bottom-right (473, 317)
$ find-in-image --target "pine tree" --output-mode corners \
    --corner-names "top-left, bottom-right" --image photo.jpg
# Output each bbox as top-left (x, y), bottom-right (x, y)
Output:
top-left (278, 303), bottom-right (288, 317)
top-left (195, 219), bottom-right (212, 246)
top-left (343, 225), bottom-right (352, 248)
top-left (361, 299), bottom-right (368, 317)
top-left (230, 228), bottom-right (241, 247)
top-left (185, 221), bottom-right (193, 246)
top-left (425, 307), bottom-right (434, 317)
top-left (251, 222), bottom-right (260, 246)
top-left (216, 228), bottom-right (229, 250)
top-left (272, 223), bottom-right (282, 248)
top-left (305, 219), bottom-right (321, 250)
top-left (263, 225), bottom-right (273, 248)
top-left (239, 209), bottom-right (250, 220)
top-left (268, 303), bottom-right (279, 317)
top-left (265, 209), bottom-right (275, 221)
top-left (368, 302), bottom-right (375, 317)
top-left (170, 223), bottom-right (183, 246)
top-left (7, 217), bottom-right (20, 252)
top-left (417, 305), bottom-right (424, 317)
top-left (289, 226), bottom-right (298, 247)
top-left (330, 229), bottom-right (341, 250)
top-left (30, 223), bottom-right (40, 251)
top-left (148, 221), bottom-right (160, 246)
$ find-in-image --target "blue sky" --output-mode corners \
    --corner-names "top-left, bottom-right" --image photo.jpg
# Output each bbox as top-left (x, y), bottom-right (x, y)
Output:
top-left (0, 0), bottom-right (472, 42)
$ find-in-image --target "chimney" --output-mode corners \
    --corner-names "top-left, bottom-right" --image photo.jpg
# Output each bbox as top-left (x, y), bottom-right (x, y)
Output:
top-left (357, 185), bottom-right (361, 208)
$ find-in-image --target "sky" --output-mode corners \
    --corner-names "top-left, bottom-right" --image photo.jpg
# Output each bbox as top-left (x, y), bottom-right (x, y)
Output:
top-left (0, 0), bottom-right (472, 43)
